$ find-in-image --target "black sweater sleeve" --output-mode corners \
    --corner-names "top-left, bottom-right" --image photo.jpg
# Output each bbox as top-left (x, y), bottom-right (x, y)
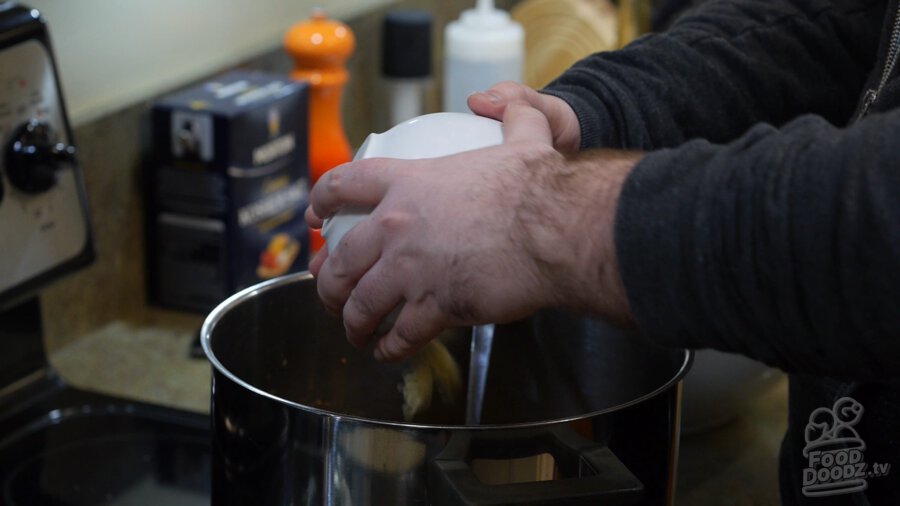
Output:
top-left (539, 0), bottom-right (900, 378)
top-left (543, 0), bottom-right (885, 150)
top-left (616, 111), bottom-right (900, 380)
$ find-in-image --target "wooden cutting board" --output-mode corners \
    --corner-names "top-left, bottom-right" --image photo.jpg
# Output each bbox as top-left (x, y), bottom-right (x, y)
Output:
top-left (512, 0), bottom-right (645, 89)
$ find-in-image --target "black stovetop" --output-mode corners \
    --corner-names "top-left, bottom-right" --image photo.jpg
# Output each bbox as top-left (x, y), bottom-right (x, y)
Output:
top-left (0, 300), bottom-right (212, 506)
top-left (0, 380), bottom-right (211, 506)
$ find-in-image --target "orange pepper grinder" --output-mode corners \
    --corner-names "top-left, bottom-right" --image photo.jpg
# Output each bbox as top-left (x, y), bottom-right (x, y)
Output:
top-left (284, 9), bottom-right (355, 254)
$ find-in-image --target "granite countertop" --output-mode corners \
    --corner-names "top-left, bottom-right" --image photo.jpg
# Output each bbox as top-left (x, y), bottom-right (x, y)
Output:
top-left (49, 321), bottom-right (788, 505)
top-left (50, 319), bottom-right (211, 414)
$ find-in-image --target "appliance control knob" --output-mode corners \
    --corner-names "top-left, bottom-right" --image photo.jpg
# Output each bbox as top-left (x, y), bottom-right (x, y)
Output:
top-left (5, 120), bottom-right (76, 194)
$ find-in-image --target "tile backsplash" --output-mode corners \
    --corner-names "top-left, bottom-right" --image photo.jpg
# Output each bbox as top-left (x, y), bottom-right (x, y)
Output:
top-left (41, 0), bottom-right (519, 352)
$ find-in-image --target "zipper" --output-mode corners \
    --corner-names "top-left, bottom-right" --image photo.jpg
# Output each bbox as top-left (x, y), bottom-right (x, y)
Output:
top-left (858, 4), bottom-right (900, 120)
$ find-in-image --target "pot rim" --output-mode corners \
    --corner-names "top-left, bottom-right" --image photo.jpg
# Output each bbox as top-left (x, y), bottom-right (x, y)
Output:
top-left (201, 271), bottom-right (694, 430)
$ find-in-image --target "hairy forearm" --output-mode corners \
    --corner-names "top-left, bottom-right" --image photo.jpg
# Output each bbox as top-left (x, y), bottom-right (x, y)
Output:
top-left (513, 148), bottom-right (641, 325)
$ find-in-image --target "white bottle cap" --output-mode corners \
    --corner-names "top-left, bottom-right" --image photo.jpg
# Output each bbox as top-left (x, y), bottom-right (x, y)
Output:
top-left (445, 0), bottom-right (524, 62)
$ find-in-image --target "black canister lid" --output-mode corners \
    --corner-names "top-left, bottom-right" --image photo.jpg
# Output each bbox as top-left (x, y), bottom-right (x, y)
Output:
top-left (382, 10), bottom-right (432, 79)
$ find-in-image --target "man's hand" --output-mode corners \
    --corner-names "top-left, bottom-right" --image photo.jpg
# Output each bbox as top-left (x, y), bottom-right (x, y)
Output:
top-left (468, 81), bottom-right (582, 153)
top-left (306, 101), bottom-right (639, 361)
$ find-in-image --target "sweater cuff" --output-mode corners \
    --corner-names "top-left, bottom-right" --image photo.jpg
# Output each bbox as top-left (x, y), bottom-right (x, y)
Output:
top-left (614, 143), bottom-right (716, 350)
top-left (540, 87), bottom-right (614, 150)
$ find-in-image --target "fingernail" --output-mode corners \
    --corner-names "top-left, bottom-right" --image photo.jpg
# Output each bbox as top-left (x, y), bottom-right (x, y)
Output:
top-left (469, 90), bottom-right (501, 104)
top-left (484, 91), bottom-right (502, 104)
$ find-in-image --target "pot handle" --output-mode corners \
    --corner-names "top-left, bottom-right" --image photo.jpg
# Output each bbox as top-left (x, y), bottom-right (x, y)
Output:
top-left (428, 425), bottom-right (644, 506)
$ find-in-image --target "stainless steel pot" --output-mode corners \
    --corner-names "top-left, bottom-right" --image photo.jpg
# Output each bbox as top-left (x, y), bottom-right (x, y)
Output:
top-left (202, 272), bottom-right (691, 505)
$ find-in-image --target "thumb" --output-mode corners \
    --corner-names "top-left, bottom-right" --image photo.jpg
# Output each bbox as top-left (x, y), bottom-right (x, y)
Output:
top-left (502, 101), bottom-right (553, 146)
top-left (469, 82), bottom-right (581, 153)
top-left (467, 81), bottom-right (536, 120)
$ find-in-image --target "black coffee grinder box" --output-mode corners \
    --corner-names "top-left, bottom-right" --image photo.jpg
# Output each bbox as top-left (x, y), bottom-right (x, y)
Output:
top-left (148, 70), bottom-right (309, 312)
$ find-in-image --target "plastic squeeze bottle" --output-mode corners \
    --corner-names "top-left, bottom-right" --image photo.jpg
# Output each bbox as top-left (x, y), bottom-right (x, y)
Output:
top-left (284, 9), bottom-right (355, 254)
top-left (443, 0), bottom-right (524, 113)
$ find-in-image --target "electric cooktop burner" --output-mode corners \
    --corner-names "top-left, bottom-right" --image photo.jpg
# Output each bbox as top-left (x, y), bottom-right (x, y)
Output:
top-left (0, 383), bottom-right (211, 506)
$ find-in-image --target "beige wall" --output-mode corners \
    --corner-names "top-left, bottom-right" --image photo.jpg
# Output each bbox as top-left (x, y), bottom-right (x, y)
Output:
top-left (27, 0), bottom-right (396, 126)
